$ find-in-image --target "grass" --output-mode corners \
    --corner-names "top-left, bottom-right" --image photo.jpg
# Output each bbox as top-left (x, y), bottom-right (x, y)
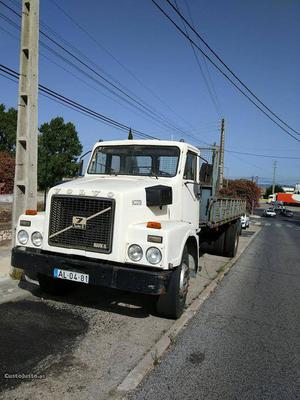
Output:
top-left (10, 267), bottom-right (23, 281)
top-left (216, 261), bottom-right (230, 274)
top-left (151, 348), bottom-right (160, 366)
top-left (168, 333), bottom-right (177, 345)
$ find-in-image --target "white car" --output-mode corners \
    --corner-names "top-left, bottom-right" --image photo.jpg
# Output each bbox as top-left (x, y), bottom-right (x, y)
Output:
top-left (240, 213), bottom-right (250, 229)
top-left (263, 208), bottom-right (276, 217)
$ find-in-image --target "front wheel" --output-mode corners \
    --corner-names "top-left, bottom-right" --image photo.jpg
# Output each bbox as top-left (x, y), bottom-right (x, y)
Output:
top-left (156, 246), bottom-right (190, 319)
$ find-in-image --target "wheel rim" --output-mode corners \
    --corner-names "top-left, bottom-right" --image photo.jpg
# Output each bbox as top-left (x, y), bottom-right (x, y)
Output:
top-left (179, 262), bottom-right (189, 298)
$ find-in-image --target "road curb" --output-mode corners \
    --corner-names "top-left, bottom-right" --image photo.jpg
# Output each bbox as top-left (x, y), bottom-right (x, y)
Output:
top-left (117, 227), bottom-right (262, 397)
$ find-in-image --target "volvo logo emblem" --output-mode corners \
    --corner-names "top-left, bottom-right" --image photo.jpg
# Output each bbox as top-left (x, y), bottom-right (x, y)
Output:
top-left (72, 216), bottom-right (87, 230)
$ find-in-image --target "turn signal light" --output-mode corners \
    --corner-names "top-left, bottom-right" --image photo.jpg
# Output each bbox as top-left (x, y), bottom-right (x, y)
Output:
top-left (25, 209), bottom-right (37, 215)
top-left (147, 221), bottom-right (161, 229)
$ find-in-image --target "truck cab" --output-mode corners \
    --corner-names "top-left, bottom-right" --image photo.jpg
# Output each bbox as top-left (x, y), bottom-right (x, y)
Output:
top-left (12, 140), bottom-right (244, 318)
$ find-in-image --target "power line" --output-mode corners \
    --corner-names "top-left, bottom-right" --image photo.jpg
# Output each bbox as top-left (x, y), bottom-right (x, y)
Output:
top-left (0, 23), bottom-right (18, 40)
top-left (47, 0), bottom-right (199, 131)
top-left (4, 64), bottom-right (295, 177)
top-left (0, 14), bottom-right (185, 139)
top-left (150, 0), bottom-right (300, 143)
top-left (0, 1), bottom-right (196, 138)
top-left (0, 64), bottom-right (157, 140)
top-left (179, 0), bottom-right (222, 116)
top-left (0, 20), bottom-right (152, 123)
top-left (226, 149), bottom-right (300, 160)
top-left (1, 63), bottom-right (217, 150)
top-left (226, 152), bottom-right (264, 171)
top-left (184, 4), bottom-right (222, 119)
top-left (4, 63), bottom-right (286, 178)
top-left (173, 0), bottom-right (220, 116)
top-left (0, 65), bottom-right (114, 128)
top-left (227, 145), bottom-right (300, 153)
top-left (164, 0), bottom-right (300, 137)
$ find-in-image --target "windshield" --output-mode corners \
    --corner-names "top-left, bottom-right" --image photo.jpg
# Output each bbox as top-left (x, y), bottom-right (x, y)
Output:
top-left (87, 145), bottom-right (180, 177)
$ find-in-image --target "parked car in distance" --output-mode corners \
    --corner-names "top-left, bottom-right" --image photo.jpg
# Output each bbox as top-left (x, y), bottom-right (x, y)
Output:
top-left (280, 209), bottom-right (294, 217)
top-left (263, 208), bottom-right (277, 217)
top-left (240, 213), bottom-right (250, 229)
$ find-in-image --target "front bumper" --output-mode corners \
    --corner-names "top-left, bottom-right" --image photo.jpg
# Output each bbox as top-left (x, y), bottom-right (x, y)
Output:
top-left (11, 247), bottom-right (171, 295)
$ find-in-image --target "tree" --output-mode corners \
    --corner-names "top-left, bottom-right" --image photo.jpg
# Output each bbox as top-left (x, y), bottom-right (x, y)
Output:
top-left (0, 104), bottom-right (17, 154)
top-left (264, 185), bottom-right (283, 199)
top-left (0, 152), bottom-right (15, 193)
top-left (219, 179), bottom-right (261, 213)
top-left (38, 117), bottom-right (82, 190)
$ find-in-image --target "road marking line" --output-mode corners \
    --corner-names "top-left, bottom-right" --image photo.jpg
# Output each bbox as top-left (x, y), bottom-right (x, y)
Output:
top-left (265, 223), bottom-right (271, 226)
top-left (286, 225), bottom-right (293, 228)
top-left (276, 223), bottom-right (282, 227)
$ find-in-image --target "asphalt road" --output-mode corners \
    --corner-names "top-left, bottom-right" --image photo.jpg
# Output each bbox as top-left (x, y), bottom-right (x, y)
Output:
top-left (130, 210), bottom-right (300, 400)
top-left (0, 229), bottom-right (244, 399)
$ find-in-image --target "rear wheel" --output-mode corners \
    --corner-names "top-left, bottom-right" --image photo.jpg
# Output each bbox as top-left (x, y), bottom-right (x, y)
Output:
top-left (224, 221), bottom-right (240, 257)
top-left (211, 229), bottom-right (226, 256)
top-left (37, 274), bottom-right (74, 295)
top-left (156, 246), bottom-right (190, 319)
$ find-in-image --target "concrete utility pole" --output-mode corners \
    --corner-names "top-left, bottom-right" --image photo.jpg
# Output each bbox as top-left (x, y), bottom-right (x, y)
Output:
top-left (218, 118), bottom-right (225, 189)
top-left (272, 161), bottom-right (277, 194)
top-left (12, 0), bottom-right (39, 244)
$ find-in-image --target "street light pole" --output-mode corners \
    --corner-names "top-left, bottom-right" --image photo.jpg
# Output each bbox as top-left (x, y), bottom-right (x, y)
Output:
top-left (218, 118), bottom-right (225, 189)
top-left (272, 161), bottom-right (277, 195)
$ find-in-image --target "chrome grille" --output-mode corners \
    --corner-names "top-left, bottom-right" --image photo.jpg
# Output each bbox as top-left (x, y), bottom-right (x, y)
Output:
top-left (48, 195), bottom-right (114, 253)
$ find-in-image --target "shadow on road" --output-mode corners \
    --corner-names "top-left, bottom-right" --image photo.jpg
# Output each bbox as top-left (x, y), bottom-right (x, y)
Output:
top-left (18, 279), bottom-right (157, 319)
top-left (0, 299), bottom-right (89, 392)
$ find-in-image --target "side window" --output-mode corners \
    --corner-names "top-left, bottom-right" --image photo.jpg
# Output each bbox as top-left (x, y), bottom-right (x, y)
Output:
top-left (184, 152), bottom-right (197, 181)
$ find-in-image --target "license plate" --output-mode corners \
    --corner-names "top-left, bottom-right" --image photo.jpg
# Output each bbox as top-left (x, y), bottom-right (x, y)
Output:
top-left (53, 268), bottom-right (89, 284)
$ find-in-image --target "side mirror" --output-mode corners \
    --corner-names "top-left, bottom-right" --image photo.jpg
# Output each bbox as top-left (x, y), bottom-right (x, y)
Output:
top-left (78, 159), bottom-right (84, 176)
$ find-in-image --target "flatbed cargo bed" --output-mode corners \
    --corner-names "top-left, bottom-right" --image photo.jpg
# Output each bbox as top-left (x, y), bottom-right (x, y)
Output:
top-left (199, 197), bottom-right (246, 228)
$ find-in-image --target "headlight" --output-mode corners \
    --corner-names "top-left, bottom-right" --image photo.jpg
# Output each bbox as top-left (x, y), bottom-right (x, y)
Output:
top-left (17, 230), bottom-right (29, 245)
top-left (31, 231), bottom-right (43, 247)
top-left (146, 247), bottom-right (162, 265)
top-left (128, 244), bottom-right (143, 262)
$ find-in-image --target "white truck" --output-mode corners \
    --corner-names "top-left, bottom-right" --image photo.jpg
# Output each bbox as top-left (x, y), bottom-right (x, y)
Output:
top-left (12, 140), bottom-right (245, 318)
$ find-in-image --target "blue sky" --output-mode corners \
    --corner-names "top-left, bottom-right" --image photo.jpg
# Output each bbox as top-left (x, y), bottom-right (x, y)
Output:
top-left (1, 0), bottom-right (299, 185)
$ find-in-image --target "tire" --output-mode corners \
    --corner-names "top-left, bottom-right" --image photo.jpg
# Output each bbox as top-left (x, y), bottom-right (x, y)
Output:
top-left (224, 221), bottom-right (240, 257)
top-left (211, 229), bottom-right (226, 256)
top-left (37, 274), bottom-right (74, 296)
top-left (156, 246), bottom-right (190, 319)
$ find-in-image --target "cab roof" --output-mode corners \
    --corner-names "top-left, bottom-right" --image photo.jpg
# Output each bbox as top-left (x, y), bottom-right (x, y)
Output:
top-left (93, 139), bottom-right (200, 154)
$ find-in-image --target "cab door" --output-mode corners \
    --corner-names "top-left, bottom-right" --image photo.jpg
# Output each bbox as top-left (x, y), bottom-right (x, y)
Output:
top-left (181, 151), bottom-right (200, 227)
